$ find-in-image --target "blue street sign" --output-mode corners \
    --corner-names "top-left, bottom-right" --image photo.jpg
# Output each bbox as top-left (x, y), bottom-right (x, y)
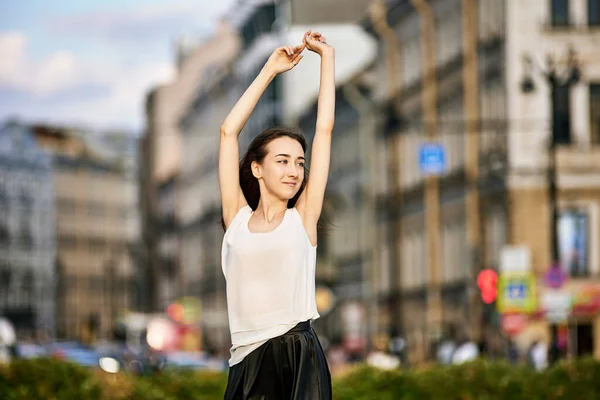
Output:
top-left (419, 143), bottom-right (446, 176)
top-left (506, 282), bottom-right (526, 301)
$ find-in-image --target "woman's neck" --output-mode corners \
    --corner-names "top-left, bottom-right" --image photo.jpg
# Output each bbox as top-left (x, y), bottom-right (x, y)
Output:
top-left (255, 200), bottom-right (288, 223)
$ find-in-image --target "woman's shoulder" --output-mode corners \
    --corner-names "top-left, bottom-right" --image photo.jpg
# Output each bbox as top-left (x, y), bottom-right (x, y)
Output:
top-left (225, 205), bottom-right (252, 233)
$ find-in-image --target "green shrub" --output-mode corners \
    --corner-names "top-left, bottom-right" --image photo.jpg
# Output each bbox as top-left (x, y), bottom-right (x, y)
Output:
top-left (3, 357), bottom-right (600, 399)
top-left (0, 357), bottom-right (103, 400)
top-left (131, 369), bottom-right (228, 400)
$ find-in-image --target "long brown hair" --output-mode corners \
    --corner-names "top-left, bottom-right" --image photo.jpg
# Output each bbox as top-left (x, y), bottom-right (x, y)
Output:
top-left (220, 127), bottom-right (308, 230)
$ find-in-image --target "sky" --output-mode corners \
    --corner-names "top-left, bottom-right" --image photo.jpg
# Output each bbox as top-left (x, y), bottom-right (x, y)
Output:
top-left (0, 0), bottom-right (235, 134)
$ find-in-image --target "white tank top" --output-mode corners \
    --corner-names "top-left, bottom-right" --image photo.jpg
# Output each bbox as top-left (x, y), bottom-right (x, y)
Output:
top-left (221, 205), bottom-right (320, 366)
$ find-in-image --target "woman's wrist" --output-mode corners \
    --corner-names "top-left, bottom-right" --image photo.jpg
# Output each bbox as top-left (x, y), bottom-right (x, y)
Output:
top-left (319, 47), bottom-right (335, 59)
top-left (261, 62), bottom-right (279, 80)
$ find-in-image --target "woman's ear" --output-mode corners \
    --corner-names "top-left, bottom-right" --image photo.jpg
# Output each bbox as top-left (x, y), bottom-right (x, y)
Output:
top-left (251, 161), bottom-right (262, 179)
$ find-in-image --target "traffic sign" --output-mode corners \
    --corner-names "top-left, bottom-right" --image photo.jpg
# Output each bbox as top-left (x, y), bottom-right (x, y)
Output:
top-left (419, 143), bottom-right (446, 176)
top-left (501, 313), bottom-right (527, 337)
top-left (497, 273), bottom-right (537, 313)
top-left (544, 264), bottom-right (567, 289)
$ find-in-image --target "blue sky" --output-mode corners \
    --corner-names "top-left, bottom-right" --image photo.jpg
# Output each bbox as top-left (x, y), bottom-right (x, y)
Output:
top-left (0, 0), bottom-right (234, 133)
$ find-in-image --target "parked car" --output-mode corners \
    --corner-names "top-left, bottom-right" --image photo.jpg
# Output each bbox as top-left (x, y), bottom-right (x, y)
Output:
top-left (16, 342), bottom-right (47, 359)
top-left (47, 341), bottom-right (101, 368)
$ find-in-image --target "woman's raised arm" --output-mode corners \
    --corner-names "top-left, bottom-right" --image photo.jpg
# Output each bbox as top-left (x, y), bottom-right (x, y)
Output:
top-left (219, 45), bottom-right (304, 228)
top-left (296, 32), bottom-right (335, 241)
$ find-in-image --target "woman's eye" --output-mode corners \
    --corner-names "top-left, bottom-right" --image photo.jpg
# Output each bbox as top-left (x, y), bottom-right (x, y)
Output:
top-left (278, 160), bottom-right (287, 164)
top-left (298, 163), bottom-right (305, 167)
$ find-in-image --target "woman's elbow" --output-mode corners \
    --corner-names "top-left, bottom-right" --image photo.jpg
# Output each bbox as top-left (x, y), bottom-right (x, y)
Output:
top-left (316, 121), bottom-right (334, 133)
top-left (220, 125), bottom-right (233, 137)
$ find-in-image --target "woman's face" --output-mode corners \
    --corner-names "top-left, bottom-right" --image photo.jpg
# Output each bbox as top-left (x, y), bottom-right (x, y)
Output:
top-left (253, 136), bottom-right (305, 201)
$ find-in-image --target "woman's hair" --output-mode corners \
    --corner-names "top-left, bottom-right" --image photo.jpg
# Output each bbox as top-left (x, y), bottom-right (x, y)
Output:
top-left (219, 127), bottom-right (308, 230)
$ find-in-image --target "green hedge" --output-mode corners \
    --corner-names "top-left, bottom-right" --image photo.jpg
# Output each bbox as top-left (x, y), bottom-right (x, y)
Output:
top-left (333, 358), bottom-right (600, 400)
top-left (2, 357), bottom-right (600, 399)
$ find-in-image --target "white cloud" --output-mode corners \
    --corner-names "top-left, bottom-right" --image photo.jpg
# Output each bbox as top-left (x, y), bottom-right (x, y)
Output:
top-left (0, 31), bottom-right (175, 130)
top-left (0, 32), bottom-right (26, 79)
top-left (75, 61), bottom-right (176, 129)
top-left (0, 0), bottom-right (236, 131)
top-left (0, 32), bottom-right (86, 97)
top-left (51, 0), bottom-right (231, 42)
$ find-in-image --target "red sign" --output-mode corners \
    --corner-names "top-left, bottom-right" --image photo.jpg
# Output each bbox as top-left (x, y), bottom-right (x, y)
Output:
top-left (501, 313), bottom-right (527, 337)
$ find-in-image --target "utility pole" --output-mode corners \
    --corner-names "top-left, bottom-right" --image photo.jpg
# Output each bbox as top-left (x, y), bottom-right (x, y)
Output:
top-left (411, 0), bottom-right (442, 348)
top-left (462, 0), bottom-right (484, 341)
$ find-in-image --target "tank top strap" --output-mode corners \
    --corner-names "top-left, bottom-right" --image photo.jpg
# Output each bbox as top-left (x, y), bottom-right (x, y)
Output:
top-left (226, 205), bottom-right (252, 231)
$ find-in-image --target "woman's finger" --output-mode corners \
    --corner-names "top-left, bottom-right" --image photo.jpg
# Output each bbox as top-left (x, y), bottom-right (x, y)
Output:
top-left (292, 54), bottom-right (303, 66)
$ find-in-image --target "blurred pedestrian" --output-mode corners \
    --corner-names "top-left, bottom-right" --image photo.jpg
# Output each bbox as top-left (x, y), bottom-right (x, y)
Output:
top-left (220, 30), bottom-right (335, 400)
top-left (507, 339), bottom-right (519, 365)
top-left (527, 339), bottom-right (548, 371)
top-left (451, 334), bottom-right (479, 365)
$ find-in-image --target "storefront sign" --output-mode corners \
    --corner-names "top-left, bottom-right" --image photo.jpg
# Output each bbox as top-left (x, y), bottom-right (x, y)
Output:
top-left (571, 284), bottom-right (600, 316)
top-left (541, 291), bottom-right (572, 323)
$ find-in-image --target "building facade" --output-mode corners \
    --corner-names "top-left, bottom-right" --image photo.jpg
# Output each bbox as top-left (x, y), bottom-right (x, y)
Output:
top-left (34, 126), bottom-right (140, 341)
top-left (505, 0), bottom-right (600, 359)
top-left (364, 0), bottom-right (600, 363)
top-left (143, 21), bottom-right (239, 316)
top-left (176, 23), bottom-right (240, 356)
top-left (0, 121), bottom-right (56, 338)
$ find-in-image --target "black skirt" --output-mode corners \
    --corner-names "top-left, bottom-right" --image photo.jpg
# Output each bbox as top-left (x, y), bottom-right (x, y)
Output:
top-left (223, 321), bottom-right (332, 400)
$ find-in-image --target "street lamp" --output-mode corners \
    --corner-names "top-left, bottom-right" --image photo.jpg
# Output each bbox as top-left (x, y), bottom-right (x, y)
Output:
top-left (520, 46), bottom-right (581, 268)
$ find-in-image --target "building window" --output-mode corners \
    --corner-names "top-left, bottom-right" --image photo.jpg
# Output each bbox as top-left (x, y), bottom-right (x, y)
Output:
top-left (558, 209), bottom-right (589, 277)
top-left (551, 0), bottom-right (570, 26)
top-left (591, 84), bottom-right (600, 143)
top-left (589, 0), bottom-right (600, 26)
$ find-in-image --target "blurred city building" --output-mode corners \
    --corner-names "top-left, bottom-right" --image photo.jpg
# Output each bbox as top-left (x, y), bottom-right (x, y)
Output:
top-left (33, 125), bottom-right (140, 341)
top-left (145, 19), bottom-right (240, 354)
top-left (143, 21), bottom-right (236, 314)
top-left (504, 0), bottom-right (600, 360)
top-left (363, 0), bottom-right (600, 363)
top-left (287, 0), bottom-right (372, 24)
top-left (363, 0), bottom-right (502, 364)
top-left (0, 121), bottom-right (56, 338)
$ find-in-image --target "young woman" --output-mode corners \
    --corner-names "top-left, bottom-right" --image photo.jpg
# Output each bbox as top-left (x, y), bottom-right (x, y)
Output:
top-left (219, 31), bottom-right (335, 400)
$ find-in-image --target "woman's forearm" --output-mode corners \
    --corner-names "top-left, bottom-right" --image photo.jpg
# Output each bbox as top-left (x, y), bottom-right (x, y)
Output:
top-left (221, 64), bottom-right (277, 137)
top-left (316, 49), bottom-right (335, 132)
